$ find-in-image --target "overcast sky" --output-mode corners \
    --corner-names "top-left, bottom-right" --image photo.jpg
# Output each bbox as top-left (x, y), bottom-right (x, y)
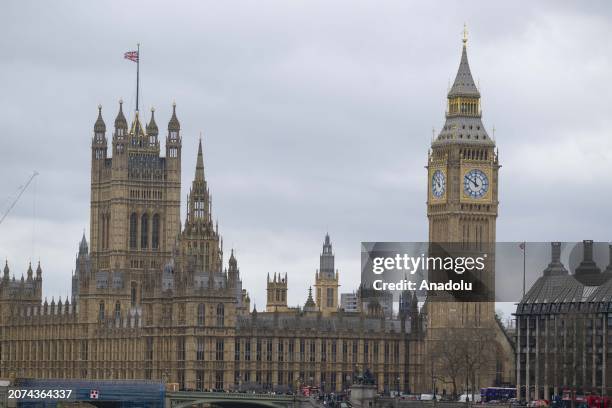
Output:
top-left (1, 1), bottom-right (611, 315)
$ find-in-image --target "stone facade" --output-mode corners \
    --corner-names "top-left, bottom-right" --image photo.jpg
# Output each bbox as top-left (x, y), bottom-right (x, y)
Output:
top-left (516, 241), bottom-right (612, 401)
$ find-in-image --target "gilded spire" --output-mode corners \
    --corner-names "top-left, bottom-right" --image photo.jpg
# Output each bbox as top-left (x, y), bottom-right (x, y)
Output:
top-left (94, 104), bottom-right (106, 133)
top-left (168, 101), bottom-right (180, 131)
top-left (114, 99), bottom-right (127, 129)
top-left (130, 110), bottom-right (145, 136)
top-left (146, 107), bottom-right (158, 136)
top-left (448, 28), bottom-right (480, 99)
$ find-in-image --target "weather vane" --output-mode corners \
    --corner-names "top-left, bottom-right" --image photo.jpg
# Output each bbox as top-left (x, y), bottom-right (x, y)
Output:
top-left (462, 23), bottom-right (468, 45)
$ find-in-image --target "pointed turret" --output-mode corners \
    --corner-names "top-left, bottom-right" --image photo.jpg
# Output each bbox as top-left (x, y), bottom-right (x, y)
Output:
top-left (168, 102), bottom-right (180, 132)
top-left (114, 99), bottom-right (127, 131)
top-left (229, 249), bottom-right (237, 268)
top-left (185, 139), bottom-right (211, 227)
top-left (94, 105), bottom-right (106, 133)
top-left (27, 261), bottom-right (34, 280)
top-left (434, 27), bottom-right (493, 146)
top-left (79, 232), bottom-right (88, 255)
top-left (92, 105), bottom-right (108, 162)
top-left (146, 107), bottom-right (159, 137)
top-left (27, 262), bottom-right (33, 279)
top-left (3, 260), bottom-right (9, 280)
top-left (36, 261), bottom-right (42, 281)
top-left (319, 233), bottom-right (335, 279)
top-left (304, 287), bottom-right (318, 312)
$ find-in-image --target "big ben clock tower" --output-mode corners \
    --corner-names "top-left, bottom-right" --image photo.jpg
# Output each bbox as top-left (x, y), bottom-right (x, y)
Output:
top-left (426, 29), bottom-right (500, 328)
top-left (421, 30), bottom-right (514, 394)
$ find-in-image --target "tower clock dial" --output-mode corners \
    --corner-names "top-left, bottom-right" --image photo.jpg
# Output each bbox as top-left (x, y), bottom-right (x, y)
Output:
top-left (463, 169), bottom-right (489, 198)
top-left (431, 170), bottom-right (446, 198)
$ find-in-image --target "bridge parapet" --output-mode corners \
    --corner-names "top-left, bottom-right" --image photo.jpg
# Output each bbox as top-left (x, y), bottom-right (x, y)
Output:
top-left (166, 390), bottom-right (312, 408)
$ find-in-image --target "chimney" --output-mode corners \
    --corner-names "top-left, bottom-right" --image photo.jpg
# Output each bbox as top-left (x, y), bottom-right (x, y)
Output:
top-left (543, 242), bottom-right (568, 276)
top-left (574, 240), bottom-right (601, 279)
top-left (583, 240), bottom-right (594, 262)
top-left (605, 244), bottom-right (612, 274)
top-left (551, 242), bottom-right (561, 263)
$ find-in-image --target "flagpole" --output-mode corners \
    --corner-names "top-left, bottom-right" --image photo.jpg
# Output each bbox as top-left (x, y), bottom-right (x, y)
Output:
top-left (522, 242), bottom-right (526, 297)
top-left (136, 43), bottom-right (140, 112)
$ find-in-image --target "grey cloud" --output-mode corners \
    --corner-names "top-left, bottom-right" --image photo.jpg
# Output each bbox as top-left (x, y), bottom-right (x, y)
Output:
top-left (1, 0), bottom-right (611, 308)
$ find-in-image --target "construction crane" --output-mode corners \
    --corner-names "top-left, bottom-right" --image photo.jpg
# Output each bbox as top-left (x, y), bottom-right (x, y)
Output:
top-left (0, 171), bottom-right (39, 227)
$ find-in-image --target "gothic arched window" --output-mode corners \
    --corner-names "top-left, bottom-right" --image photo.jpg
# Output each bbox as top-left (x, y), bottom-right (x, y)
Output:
top-left (152, 214), bottom-right (160, 250)
top-left (141, 213), bottom-right (149, 249)
top-left (216, 303), bottom-right (224, 327)
top-left (129, 213), bottom-right (137, 249)
top-left (197, 303), bottom-right (205, 326)
top-left (114, 301), bottom-right (121, 320)
top-left (98, 301), bottom-right (105, 321)
top-left (131, 282), bottom-right (137, 307)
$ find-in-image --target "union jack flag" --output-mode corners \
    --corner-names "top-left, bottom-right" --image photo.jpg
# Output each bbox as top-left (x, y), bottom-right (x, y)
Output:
top-left (124, 50), bottom-right (139, 62)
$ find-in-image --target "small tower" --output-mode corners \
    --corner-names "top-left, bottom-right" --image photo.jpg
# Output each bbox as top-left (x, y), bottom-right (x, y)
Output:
top-left (111, 100), bottom-right (128, 164)
top-left (314, 233), bottom-right (340, 316)
top-left (2, 261), bottom-right (8, 281)
top-left (166, 102), bottom-right (182, 175)
top-left (92, 105), bottom-right (107, 165)
top-left (165, 102), bottom-right (183, 250)
top-left (303, 287), bottom-right (318, 313)
top-left (266, 272), bottom-right (288, 312)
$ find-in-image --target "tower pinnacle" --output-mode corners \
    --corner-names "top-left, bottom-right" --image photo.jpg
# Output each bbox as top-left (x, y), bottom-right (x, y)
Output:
top-left (195, 137), bottom-right (205, 182)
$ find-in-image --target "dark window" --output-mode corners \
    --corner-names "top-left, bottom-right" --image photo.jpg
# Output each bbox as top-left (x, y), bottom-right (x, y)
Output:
top-left (216, 303), bottom-right (224, 326)
top-left (98, 302), bottom-right (105, 320)
top-left (257, 340), bottom-right (262, 361)
top-left (266, 339), bottom-right (273, 361)
top-left (141, 213), bottom-right (149, 249)
top-left (152, 214), bottom-right (160, 249)
top-left (197, 303), bottom-right (205, 326)
top-left (216, 339), bottom-right (224, 361)
top-left (129, 213), bottom-right (137, 249)
top-left (114, 301), bottom-right (121, 320)
top-left (177, 337), bottom-right (186, 361)
top-left (327, 288), bottom-right (334, 307)
top-left (196, 337), bottom-right (204, 361)
top-left (130, 282), bottom-right (137, 306)
top-left (245, 341), bottom-right (251, 361)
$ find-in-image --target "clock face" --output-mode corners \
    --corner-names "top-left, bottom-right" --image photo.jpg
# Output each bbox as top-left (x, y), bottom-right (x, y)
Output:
top-left (463, 169), bottom-right (489, 199)
top-left (431, 170), bottom-right (446, 198)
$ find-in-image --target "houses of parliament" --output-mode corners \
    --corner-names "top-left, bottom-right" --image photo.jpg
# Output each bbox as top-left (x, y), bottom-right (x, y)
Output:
top-left (0, 35), bottom-right (514, 394)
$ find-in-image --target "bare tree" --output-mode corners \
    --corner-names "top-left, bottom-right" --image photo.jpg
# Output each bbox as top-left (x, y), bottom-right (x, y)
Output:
top-left (430, 323), bottom-right (497, 400)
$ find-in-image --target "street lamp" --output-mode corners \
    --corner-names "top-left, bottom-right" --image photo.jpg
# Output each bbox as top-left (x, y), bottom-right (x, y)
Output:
top-left (397, 376), bottom-right (401, 398)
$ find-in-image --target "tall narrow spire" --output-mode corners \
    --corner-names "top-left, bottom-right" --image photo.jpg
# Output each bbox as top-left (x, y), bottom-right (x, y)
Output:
top-left (195, 136), bottom-right (205, 182)
top-left (448, 29), bottom-right (480, 98)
